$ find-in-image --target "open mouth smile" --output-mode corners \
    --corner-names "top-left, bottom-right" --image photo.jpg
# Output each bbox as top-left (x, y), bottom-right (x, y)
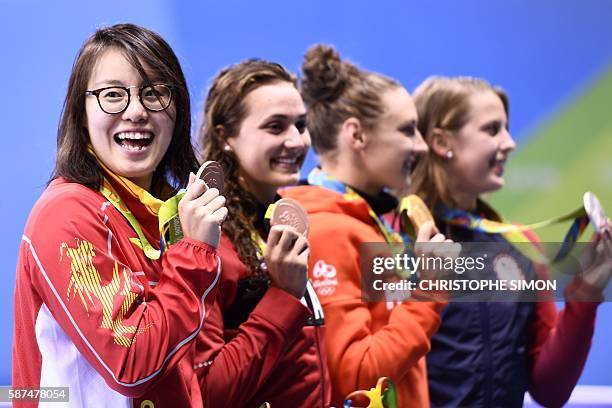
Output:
top-left (114, 131), bottom-right (154, 152)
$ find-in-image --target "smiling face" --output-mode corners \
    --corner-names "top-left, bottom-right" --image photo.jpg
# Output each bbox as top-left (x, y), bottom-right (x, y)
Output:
top-left (226, 81), bottom-right (310, 203)
top-left (361, 86), bottom-right (428, 193)
top-left (85, 47), bottom-right (175, 190)
top-left (447, 90), bottom-right (516, 197)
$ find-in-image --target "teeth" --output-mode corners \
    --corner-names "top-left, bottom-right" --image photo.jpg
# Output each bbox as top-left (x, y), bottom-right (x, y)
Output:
top-left (122, 144), bottom-right (146, 152)
top-left (116, 132), bottom-right (153, 140)
top-left (275, 157), bottom-right (298, 164)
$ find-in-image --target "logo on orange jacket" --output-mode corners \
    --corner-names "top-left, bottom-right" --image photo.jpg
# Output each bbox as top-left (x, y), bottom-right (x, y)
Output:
top-left (61, 238), bottom-right (153, 346)
top-left (311, 259), bottom-right (338, 296)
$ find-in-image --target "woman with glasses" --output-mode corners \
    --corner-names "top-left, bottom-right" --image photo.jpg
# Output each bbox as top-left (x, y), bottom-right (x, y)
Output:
top-left (282, 44), bottom-right (451, 407)
top-left (411, 76), bottom-right (612, 407)
top-left (194, 59), bottom-right (330, 407)
top-left (13, 24), bottom-right (227, 407)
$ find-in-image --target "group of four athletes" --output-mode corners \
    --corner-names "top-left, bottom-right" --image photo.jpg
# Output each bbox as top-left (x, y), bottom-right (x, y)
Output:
top-left (13, 23), bottom-right (612, 407)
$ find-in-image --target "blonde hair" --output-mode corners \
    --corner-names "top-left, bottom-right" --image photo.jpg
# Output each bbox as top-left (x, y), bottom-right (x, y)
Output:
top-left (411, 76), bottom-right (509, 209)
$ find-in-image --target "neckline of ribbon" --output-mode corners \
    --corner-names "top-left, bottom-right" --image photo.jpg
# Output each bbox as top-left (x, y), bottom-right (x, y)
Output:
top-left (307, 168), bottom-right (405, 244)
top-left (88, 147), bottom-right (186, 260)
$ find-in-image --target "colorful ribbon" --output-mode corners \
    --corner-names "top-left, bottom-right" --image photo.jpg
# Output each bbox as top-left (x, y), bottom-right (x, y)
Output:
top-left (89, 146), bottom-right (186, 260)
top-left (307, 168), bottom-right (404, 245)
top-left (438, 202), bottom-right (590, 264)
top-left (99, 179), bottom-right (187, 260)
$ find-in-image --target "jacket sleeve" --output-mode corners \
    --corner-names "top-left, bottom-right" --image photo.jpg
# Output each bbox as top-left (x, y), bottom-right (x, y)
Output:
top-left (194, 237), bottom-right (311, 408)
top-left (528, 272), bottom-right (601, 407)
top-left (307, 214), bottom-right (444, 398)
top-left (23, 192), bottom-right (220, 397)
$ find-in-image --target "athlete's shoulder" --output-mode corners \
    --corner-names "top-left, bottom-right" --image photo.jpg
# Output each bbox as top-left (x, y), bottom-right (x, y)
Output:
top-left (26, 178), bottom-right (105, 232)
top-left (39, 178), bottom-right (102, 208)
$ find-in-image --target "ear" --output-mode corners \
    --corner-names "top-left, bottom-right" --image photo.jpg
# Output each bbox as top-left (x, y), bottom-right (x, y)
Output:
top-left (215, 125), bottom-right (232, 149)
top-left (340, 117), bottom-right (366, 151)
top-left (430, 128), bottom-right (452, 159)
top-left (215, 125), bottom-right (226, 139)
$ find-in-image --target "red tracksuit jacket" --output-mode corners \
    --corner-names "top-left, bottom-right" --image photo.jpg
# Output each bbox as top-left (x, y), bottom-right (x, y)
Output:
top-left (13, 175), bottom-right (220, 407)
top-left (194, 230), bottom-right (331, 408)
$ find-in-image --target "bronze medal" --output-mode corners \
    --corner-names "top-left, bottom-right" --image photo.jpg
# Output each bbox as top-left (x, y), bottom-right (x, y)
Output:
top-left (270, 198), bottom-right (309, 236)
top-left (196, 161), bottom-right (225, 194)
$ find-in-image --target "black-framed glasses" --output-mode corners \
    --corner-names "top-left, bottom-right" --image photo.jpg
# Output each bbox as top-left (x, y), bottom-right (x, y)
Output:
top-left (85, 84), bottom-right (173, 114)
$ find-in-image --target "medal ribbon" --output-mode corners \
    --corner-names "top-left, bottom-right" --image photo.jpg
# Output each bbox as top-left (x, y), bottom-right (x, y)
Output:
top-left (249, 204), bottom-right (278, 260)
top-left (89, 146), bottom-right (186, 259)
top-left (307, 168), bottom-right (404, 244)
top-left (438, 202), bottom-right (589, 264)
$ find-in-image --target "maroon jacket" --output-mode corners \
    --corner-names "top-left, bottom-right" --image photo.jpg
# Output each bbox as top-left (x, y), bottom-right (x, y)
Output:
top-left (194, 233), bottom-right (331, 407)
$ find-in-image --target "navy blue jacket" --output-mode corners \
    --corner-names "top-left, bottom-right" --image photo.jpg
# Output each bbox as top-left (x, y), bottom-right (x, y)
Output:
top-left (427, 221), bottom-right (537, 408)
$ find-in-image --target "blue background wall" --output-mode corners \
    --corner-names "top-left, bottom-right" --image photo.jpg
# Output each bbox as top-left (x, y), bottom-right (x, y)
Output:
top-left (2, 0), bottom-right (611, 386)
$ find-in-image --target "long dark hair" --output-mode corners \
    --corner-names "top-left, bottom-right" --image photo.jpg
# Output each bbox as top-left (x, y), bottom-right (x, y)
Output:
top-left (53, 23), bottom-right (198, 196)
top-left (199, 59), bottom-right (297, 274)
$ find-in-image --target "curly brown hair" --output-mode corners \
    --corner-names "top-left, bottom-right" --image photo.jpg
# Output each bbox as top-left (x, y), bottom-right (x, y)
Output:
top-left (198, 59), bottom-right (297, 274)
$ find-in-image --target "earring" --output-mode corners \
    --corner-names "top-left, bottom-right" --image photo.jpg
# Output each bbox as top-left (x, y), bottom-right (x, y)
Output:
top-left (223, 144), bottom-right (232, 152)
top-left (446, 150), bottom-right (453, 159)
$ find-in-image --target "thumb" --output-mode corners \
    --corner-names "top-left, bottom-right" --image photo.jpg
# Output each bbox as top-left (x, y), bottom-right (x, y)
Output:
top-left (416, 220), bottom-right (439, 243)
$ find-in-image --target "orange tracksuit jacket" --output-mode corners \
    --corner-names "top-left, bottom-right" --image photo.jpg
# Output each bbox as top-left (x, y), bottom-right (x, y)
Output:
top-left (283, 185), bottom-right (445, 407)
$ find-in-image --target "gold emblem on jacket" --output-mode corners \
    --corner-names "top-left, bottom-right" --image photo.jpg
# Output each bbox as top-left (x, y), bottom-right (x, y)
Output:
top-left (61, 239), bottom-right (152, 346)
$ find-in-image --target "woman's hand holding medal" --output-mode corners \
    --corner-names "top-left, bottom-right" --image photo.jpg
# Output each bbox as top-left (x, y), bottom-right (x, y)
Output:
top-left (178, 161), bottom-right (228, 248)
top-left (265, 198), bottom-right (310, 299)
top-left (578, 193), bottom-right (612, 292)
top-left (408, 194), bottom-right (462, 280)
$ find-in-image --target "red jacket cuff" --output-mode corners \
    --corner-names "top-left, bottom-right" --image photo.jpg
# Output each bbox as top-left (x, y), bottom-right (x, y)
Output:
top-left (251, 286), bottom-right (310, 334)
top-left (564, 275), bottom-right (605, 304)
top-left (176, 237), bottom-right (218, 254)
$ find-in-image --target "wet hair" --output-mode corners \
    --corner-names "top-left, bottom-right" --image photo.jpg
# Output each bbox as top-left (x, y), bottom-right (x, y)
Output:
top-left (300, 44), bottom-right (400, 155)
top-left (53, 23), bottom-right (198, 196)
top-left (199, 59), bottom-right (297, 274)
top-left (411, 76), bottom-right (509, 209)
